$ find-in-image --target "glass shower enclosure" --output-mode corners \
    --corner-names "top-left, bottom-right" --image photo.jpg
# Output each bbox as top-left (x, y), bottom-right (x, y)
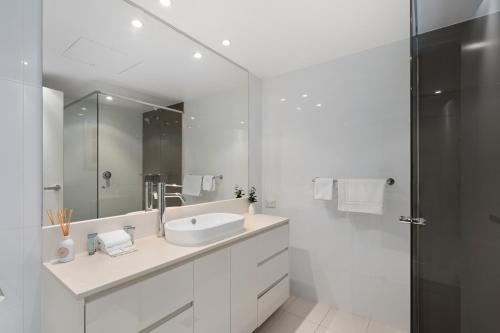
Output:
top-left (412, 1), bottom-right (500, 332)
top-left (63, 92), bottom-right (182, 222)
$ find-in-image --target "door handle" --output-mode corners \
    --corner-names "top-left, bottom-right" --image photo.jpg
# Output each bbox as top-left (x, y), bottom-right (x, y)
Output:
top-left (399, 216), bottom-right (427, 226)
top-left (43, 185), bottom-right (61, 191)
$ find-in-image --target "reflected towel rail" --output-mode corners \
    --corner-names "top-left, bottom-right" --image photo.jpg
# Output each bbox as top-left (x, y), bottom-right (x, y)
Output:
top-left (312, 177), bottom-right (395, 186)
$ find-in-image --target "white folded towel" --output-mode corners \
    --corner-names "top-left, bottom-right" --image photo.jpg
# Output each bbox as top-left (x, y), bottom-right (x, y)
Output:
top-left (182, 175), bottom-right (203, 196)
top-left (337, 179), bottom-right (386, 215)
top-left (97, 230), bottom-right (136, 257)
top-left (202, 175), bottom-right (216, 191)
top-left (313, 177), bottom-right (334, 200)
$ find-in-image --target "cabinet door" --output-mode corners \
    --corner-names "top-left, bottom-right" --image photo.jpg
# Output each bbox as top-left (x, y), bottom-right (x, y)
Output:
top-left (194, 248), bottom-right (230, 333)
top-left (230, 237), bottom-right (258, 333)
top-left (86, 262), bottom-right (193, 333)
top-left (150, 306), bottom-right (194, 333)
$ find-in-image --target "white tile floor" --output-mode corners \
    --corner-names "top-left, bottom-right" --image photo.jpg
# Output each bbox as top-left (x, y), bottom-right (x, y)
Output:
top-left (255, 296), bottom-right (405, 333)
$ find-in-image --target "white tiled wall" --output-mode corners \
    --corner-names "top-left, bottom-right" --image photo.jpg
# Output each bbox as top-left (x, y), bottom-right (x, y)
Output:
top-left (0, 0), bottom-right (42, 332)
top-left (261, 39), bottom-right (411, 331)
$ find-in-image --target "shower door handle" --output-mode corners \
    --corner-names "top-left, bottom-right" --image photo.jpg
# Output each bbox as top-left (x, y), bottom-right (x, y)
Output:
top-left (399, 216), bottom-right (427, 226)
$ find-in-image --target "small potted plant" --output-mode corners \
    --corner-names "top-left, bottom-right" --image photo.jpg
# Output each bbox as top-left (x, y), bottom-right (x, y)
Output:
top-left (248, 186), bottom-right (257, 215)
top-left (234, 185), bottom-right (245, 198)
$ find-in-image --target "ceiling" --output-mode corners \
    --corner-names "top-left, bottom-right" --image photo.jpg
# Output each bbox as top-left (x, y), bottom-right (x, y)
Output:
top-left (43, 0), bottom-right (248, 104)
top-left (417, 0), bottom-right (500, 33)
top-left (132, 0), bottom-right (411, 79)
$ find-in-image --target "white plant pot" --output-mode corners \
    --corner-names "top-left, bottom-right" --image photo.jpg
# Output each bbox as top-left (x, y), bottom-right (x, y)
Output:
top-left (248, 203), bottom-right (255, 215)
top-left (57, 236), bottom-right (75, 263)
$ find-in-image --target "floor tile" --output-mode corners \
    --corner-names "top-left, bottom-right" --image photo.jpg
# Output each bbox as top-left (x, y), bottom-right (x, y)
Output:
top-left (326, 310), bottom-right (369, 333)
top-left (267, 311), bottom-right (318, 333)
top-left (319, 307), bottom-right (337, 328)
top-left (281, 295), bottom-right (298, 310)
top-left (367, 320), bottom-right (405, 333)
top-left (284, 297), bottom-right (330, 324)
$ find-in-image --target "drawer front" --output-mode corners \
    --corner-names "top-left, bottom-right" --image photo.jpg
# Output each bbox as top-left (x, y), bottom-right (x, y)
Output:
top-left (257, 275), bottom-right (290, 326)
top-left (255, 225), bottom-right (289, 264)
top-left (257, 249), bottom-right (289, 294)
top-left (149, 305), bottom-right (193, 333)
top-left (86, 262), bottom-right (193, 333)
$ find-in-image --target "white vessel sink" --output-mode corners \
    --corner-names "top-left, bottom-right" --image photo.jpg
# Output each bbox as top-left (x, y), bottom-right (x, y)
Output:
top-left (165, 213), bottom-right (245, 246)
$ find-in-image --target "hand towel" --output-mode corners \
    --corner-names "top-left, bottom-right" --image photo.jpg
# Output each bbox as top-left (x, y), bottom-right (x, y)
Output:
top-left (337, 179), bottom-right (386, 215)
top-left (97, 230), bottom-right (136, 256)
top-left (202, 175), bottom-right (215, 191)
top-left (314, 177), bottom-right (334, 200)
top-left (182, 175), bottom-right (203, 196)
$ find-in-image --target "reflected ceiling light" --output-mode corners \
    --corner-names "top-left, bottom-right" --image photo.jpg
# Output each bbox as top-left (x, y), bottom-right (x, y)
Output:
top-left (106, 96), bottom-right (113, 101)
top-left (296, 107), bottom-right (302, 111)
top-left (160, 0), bottom-right (172, 7)
top-left (240, 121), bottom-right (246, 125)
top-left (280, 98), bottom-right (286, 102)
top-left (77, 113), bottom-right (84, 117)
top-left (190, 116), bottom-right (196, 120)
top-left (434, 90), bottom-right (442, 95)
top-left (316, 103), bottom-right (322, 107)
top-left (131, 19), bottom-right (143, 28)
top-left (22, 60), bottom-right (29, 66)
top-left (193, 52), bottom-right (203, 59)
top-left (301, 94), bottom-right (308, 98)
top-left (222, 39), bottom-right (231, 47)
top-left (81, 107), bottom-right (87, 111)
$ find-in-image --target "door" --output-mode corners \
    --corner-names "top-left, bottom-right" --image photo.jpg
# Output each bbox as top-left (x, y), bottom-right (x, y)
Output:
top-left (42, 87), bottom-right (64, 225)
top-left (412, 1), bottom-right (500, 332)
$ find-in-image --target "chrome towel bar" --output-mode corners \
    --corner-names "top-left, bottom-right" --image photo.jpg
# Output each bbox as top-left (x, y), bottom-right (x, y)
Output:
top-left (312, 177), bottom-right (395, 186)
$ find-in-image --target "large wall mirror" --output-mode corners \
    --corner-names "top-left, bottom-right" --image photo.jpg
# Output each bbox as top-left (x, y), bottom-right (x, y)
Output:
top-left (42, 0), bottom-right (249, 225)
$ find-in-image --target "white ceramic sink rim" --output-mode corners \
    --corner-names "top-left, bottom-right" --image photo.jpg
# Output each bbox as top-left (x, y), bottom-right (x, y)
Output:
top-left (165, 213), bottom-right (245, 246)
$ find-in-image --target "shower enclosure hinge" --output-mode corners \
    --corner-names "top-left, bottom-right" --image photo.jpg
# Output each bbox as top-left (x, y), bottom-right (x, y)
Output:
top-left (399, 216), bottom-right (427, 226)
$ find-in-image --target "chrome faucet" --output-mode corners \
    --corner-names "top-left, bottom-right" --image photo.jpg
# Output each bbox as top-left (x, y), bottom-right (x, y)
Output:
top-left (157, 183), bottom-right (186, 237)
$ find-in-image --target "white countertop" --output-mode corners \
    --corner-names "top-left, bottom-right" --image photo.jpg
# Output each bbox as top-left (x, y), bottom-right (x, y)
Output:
top-left (43, 214), bottom-right (289, 299)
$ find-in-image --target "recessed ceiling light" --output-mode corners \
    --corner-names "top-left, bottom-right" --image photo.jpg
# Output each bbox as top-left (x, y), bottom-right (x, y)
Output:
top-left (222, 39), bottom-right (231, 47)
top-left (22, 60), bottom-right (29, 66)
top-left (301, 94), bottom-right (308, 98)
top-left (240, 121), bottom-right (246, 125)
top-left (434, 90), bottom-right (442, 95)
top-left (131, 19), bottom-right (143, 28)
top-left (81, 107), bottom-right (87, 111)
top-left (280, 98), bottom-right (286, 102)
top-left (77, 113), bottom-right (84, 117)
top-left (190, 116), bottom-right (196, 120)
top-left (193, 52), bottom-right (203, 59)
top-left (159, 0), bottom-right (172, 7)
top-left (296, 106), bottom-right (302, 111)
top-left (316, 103), bottom-right (322, 107)
top-left (106, 96), bottom-right (113, 101)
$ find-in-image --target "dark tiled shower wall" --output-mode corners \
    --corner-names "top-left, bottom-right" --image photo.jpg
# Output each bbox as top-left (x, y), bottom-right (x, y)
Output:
top-left (143, 103), bottom-right (183, 208)
top-left (416, 11), bottom-right (500, 333)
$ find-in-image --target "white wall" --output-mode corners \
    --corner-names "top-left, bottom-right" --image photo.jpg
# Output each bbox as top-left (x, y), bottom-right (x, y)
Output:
top-left (183, 86), bottom-right (249, 204)
top-left (249, 75), bottom-right (263, 212)
top-left (262, 40), bottom-right (411, 331)
top-left (0, 0), bottom-right (42, 332)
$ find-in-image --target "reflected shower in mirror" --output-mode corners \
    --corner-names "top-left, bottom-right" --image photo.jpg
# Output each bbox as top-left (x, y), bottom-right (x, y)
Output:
top-left (42, 0), bottom-right (249, 225)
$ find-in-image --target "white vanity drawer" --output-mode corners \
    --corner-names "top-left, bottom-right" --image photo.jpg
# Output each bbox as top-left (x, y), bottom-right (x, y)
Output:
top-left (257, 275), bottom-right (290, 326)
top-left (86, 262), bottom-right (193, 333)
top-left (255, 225), bottom-right (289, 264)
top-left (149, 304), bottom-right (194, 333)
top-left (257, 249), bottom-right (289, 294)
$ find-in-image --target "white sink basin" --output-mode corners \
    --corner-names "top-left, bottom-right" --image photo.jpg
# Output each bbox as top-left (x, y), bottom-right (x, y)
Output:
top-left (165, 213), bottom-right (245, 246)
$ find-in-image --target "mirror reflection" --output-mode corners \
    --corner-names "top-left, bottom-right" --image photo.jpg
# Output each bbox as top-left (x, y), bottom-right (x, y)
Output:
top-left (42, 0), bottom-right (249, 225)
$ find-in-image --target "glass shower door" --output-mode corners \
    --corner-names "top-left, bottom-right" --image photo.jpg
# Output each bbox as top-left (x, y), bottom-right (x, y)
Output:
top-left (412, 2), bottom-right (500, 332)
